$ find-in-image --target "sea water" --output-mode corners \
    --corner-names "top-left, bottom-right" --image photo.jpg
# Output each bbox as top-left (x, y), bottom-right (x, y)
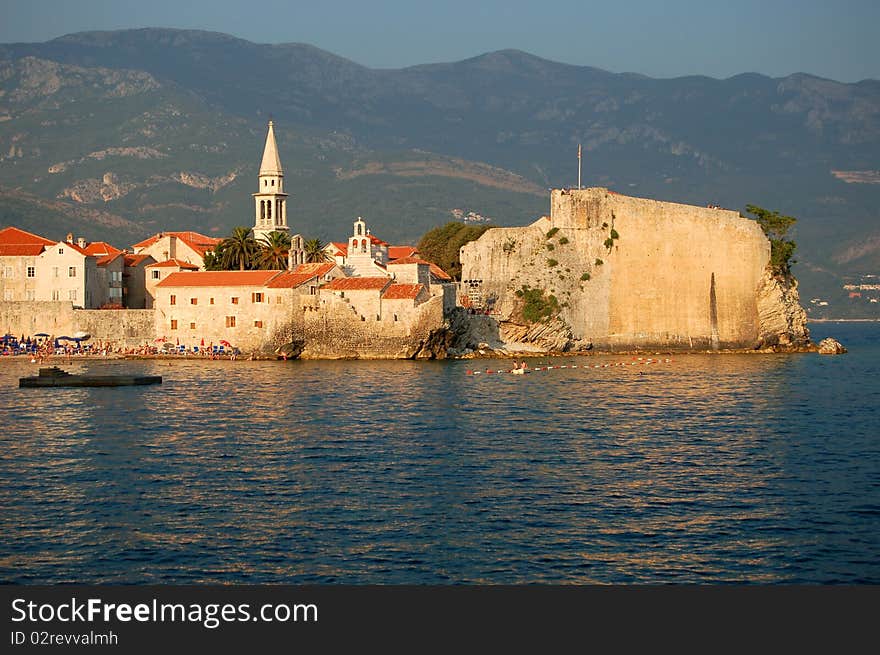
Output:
top-left (1, 322), bottom-right (877, 583)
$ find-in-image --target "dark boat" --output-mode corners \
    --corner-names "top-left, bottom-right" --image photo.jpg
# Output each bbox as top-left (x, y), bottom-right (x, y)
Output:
top-left (19, 367), bottom-right (162, 388)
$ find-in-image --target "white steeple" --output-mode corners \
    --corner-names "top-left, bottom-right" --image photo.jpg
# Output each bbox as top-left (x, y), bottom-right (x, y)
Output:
top-left (260, 120), bottom-right (283, 178)
top-left (253, 120), bottom-right (289, 243)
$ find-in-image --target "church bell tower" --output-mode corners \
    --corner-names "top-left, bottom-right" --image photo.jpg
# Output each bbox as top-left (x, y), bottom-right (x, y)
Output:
top-left (253, 120), bottom-right (289, 243)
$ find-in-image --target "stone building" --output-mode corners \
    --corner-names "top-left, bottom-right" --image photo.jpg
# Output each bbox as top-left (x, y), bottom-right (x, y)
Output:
top-left (132, 231), bottom-right (221, 270)
top-left (153, 263), bottom-right (343, 351)
top-left (144, 259), bottom-right (199, 308)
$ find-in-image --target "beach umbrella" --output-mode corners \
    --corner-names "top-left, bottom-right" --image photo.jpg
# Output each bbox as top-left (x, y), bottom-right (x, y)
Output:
top-left (154, 336), bottom-right (167, 343)
top-left (34, 333), bottom-right (50, 338)
top-left (219, 340), bottom-right (232, 347)
top-left (200, 338), bottom-right (205, 347)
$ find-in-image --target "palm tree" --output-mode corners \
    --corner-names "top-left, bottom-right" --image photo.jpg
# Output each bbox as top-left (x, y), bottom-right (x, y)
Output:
top-left (256, 231), bottom-right (291, 270)
top-left (303, 238), bottom-right (331, 263)
top-left (220, 227), bottom-right (258, 271)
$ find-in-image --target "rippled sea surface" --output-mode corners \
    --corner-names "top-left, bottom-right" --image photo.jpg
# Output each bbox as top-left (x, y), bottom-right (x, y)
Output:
top-left (1, 322), bottom-right (878, 584)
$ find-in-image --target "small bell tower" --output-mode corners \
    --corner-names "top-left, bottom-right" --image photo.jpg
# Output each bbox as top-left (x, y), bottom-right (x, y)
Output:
top-left (253, 120), bottom-right (289, 243)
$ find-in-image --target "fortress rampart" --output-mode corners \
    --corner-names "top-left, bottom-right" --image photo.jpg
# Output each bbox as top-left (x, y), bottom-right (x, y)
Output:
top-left (461, 188), bottom-right (805, 350)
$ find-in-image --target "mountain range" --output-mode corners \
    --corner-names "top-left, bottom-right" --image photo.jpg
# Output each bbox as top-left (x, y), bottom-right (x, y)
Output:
top-left (1, 28), bottom-right (878, 315)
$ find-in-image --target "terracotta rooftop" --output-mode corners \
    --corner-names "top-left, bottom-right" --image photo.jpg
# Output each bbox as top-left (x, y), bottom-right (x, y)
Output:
top-left (124, 254), bottom-right (154, 267)
top-left (156, 270), bottom-right (282, 288)
top-left (293, 262), bottom-right (337, 277)
top-left (96, 252), bottom-right (123, 267)
top-left (388, 245), bottom-right (419, 260)
top-left (84, 241), bottom-right (123, 257)
top-left (0, 226), bottom-right (55, 246)
top-left (323, 276), bottom-right (391, 291)
top-left (0, 244), bottom-right (46, 256)
top-left (266, 262), bottom-right (337, 288)
top-left (387, 256), bottom-right (452, 281)
top-left (132, 231), bottom-right (222, 256)
top-left (326, 242), bottom-right (348, 256)
top-left (147, 258), bottom-right (200, 270)
top-left (382, 283), bottom-right (425, 300)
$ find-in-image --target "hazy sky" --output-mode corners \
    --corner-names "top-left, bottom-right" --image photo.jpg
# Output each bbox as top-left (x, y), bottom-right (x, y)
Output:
top-left (1, 0), bottom-right (878, 82)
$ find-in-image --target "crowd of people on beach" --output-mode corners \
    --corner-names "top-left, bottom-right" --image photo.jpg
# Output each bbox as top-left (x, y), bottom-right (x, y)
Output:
top-left (0, 334), bottom-right (242, 361)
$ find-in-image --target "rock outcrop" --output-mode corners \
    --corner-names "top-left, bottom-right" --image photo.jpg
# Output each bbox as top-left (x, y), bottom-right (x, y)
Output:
top-left (817, 337), bottom-right (847, 354)
top-left (755, 269), bottom-right (811, 349)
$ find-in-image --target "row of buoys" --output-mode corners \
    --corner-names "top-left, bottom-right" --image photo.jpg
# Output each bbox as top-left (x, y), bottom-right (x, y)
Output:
top-left (466, 357), bottom-right (673, 375)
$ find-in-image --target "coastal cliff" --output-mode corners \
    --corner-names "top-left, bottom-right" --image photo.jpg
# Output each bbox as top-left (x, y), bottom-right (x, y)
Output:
top-left (459, 188), bottom-right (811, 352)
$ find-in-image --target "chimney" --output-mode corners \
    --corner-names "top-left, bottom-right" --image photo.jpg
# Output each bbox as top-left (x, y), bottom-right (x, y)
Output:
top-left (77, 237), bottom-right (86, 248)
top-left (66, 233), bottom-right (73, 244)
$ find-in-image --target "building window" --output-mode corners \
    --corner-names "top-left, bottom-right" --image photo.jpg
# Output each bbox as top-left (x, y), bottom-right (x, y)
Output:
top-left (254, 320), bottom-right (263, 328)
top-left (2, 266), bottom-right (12, 278)
top-left (52, 290), bottom-right (60, 301)
top-left (271, 179), bottom-right (275, 186)
top-left (190, 297), bottom-right (198, 305)
top-left (190, 322), bottom-right (196, 330)
top-left (170, 294), bottom-right (176, 305)
top-left (110, 288), bottom-right (122, 299)
top-left (69, 289), bottom-right (77, 301)
top-left (226, 316), bottom-right (236, 328)
top-left (52, 266), bottom-right (59, 278)
top-left (170, 320), bottom-right (178, 330)
top-left (26, 266), bottom-right (35, 278)
top-left (309, 286), bottom-right (317, 295)
top-left (394, 314), bottom-right (398, 321)
top-left (252, 292), bottom-right (263, 303)
top-left (68, 266), bottom-right (76, 278)
top-left (276, 296), bottom-right (282, 304)
top-left (231, 297), bottom-right (239, 304)
top-left (26, 290), bottom-right (35, 301)
top-left (151, 270), bottom-right (161, 279)
top-left (58, 248), bottom-right (64, 255)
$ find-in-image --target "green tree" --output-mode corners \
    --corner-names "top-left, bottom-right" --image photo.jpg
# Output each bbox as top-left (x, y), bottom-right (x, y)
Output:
top-left (745, 204), bottom-right (797, 274)
top-left (220, 226), bottom-right (259, 271)
top-left (256, 231), bottom-right (291, 270)
top-left (417, 222), bottom-right (492, 280)
top-left (203, 248), bottom-right (224, 271)
top-left (304, 238), bottom-right (330, 263)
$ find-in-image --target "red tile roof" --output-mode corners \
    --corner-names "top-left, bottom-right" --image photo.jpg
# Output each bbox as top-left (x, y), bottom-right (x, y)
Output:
top-left (96, 252), bottom-right (123, 267)
top-left (146, 258), bottom-right (200, 270)
top-left (0, 226), bottom-right (55, 246)
top-left (0, 244), bottom-right (46, 256)
top-left (326, 242), bottom-right (348, 256)
top-left (266, 262), bottom-right (338, 288)
top-left (388, 245), bottom-right (419, 260)
top-left (124, 254), bottom-right (154, 267)
top-left (387, 256), bottom-right (452, 281)
top-left (323, 276), bottom-right (391, 291)
top-left (295, 262), bottom-right (337, 276)
top-left (368, 234), bottom-right (389, 247)
top-left (382, 283), bottom-right (425, 300)
top-left (84, 241), bottom-right (123, 257)
top-left (132, 231), bottom-right (222, 256)
top-left (156, 270), bottom-right (282, 288)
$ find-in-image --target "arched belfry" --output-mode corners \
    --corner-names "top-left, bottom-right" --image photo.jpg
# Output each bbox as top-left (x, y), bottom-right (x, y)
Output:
top-left (253, 120), bottom-right (289, 243)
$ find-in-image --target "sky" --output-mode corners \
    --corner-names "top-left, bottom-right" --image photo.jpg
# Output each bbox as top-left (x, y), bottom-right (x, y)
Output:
top-left (1, 0), bottom-right (878, 82)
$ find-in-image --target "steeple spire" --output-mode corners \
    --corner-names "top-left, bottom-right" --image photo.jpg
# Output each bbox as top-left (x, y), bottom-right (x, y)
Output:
top-left (253, 120), bottom-right (289, 243)
top-left (259, 120), bottom-right (283, 177)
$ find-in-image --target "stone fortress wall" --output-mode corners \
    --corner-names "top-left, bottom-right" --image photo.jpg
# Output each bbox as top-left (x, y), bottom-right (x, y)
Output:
top-left (460, 188), bottom-right (802, 350)
top-left (0, 301), bottom-right (155, 349)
